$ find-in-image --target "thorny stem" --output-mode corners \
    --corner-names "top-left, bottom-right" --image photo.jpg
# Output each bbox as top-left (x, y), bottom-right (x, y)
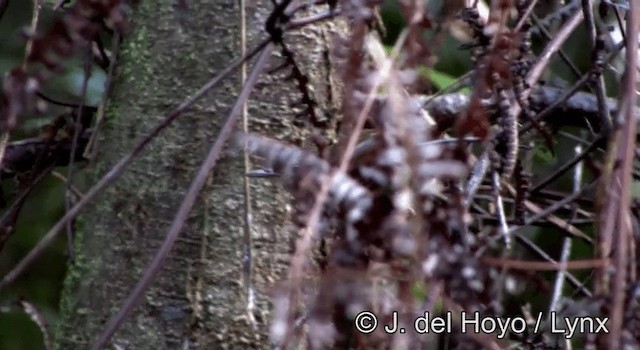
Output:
top-left (464, 152), bottom-right (490, 206)
top-left (486, 5), bottom-right (584, 257)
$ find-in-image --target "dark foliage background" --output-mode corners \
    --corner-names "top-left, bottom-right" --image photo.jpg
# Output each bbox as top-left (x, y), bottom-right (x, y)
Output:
top-left (0, 1), bottom-right (104, 349)
top-left (0, 0), bottom-right (634, 349)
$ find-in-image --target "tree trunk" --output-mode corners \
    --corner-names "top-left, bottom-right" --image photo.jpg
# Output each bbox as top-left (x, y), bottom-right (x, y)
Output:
top-left (54, 1), bottom-right (344, 349)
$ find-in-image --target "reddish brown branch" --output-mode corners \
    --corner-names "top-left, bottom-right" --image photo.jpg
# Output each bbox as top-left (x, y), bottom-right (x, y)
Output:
top-left (605, 1), bottom-right (639, 348)
top-left (482, 256), bottom-right (609, 271)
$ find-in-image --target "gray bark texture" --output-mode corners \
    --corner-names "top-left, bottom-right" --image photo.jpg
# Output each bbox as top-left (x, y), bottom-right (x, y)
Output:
top-left (54, 1), bottom-right (345, 349)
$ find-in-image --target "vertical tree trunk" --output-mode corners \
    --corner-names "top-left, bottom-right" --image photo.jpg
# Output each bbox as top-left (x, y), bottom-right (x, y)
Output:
top-left (54, 1), bottom-right (343, 349)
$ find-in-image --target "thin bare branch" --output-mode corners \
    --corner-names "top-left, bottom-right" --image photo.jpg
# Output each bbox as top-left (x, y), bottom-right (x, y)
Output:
top-left (607, 1), bottom-right (639, 347)
top-left (482, 256), bottom-right (608, 271)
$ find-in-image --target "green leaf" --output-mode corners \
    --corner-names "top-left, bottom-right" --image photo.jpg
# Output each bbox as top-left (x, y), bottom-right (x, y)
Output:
top-left (383, 45), bottom-right (468, 92)
top-left (411, 281), bottom-right (427, 300)
top-left (534, 147), bottom-right (555, 164)
top-left (420, 67), bottom-right (456, 90)
top-left (632, 182), bottom-right (640, 199)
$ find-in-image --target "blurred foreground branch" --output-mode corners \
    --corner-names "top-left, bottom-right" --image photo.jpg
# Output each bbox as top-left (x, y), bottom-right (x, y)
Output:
top-left (0, 85), bottom-right (625, 179)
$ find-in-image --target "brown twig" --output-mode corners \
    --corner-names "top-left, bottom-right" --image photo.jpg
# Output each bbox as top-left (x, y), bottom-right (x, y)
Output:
top-left (514, 0), bottom-right (538, 33)
top-left (505, 183), bottom-right (593, 244)
top-left (63, 45), bottom-right (92, 262)
top-left (606, 1), bottom-right (639, 347)
top-left (482, 256), bottom-right (608, 271)
top-left (529, 135), bottom-right (603, 195)
top-left (530, 12), bottom-right (583, 80)
top-left (514, 233), bottom-right (593, 297)
top-left (526, 7), bottom-right (583, 90)
top-left (582, 0), bottom-right (613, 134)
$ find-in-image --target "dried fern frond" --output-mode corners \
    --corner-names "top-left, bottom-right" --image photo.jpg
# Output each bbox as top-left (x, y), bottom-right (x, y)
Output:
top-left (237, 133), bottom-right (373, 246)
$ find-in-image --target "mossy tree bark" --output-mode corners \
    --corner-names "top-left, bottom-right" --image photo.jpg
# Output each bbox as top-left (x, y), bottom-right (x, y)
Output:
top-left (54, 1), bottom-right (344, 349)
